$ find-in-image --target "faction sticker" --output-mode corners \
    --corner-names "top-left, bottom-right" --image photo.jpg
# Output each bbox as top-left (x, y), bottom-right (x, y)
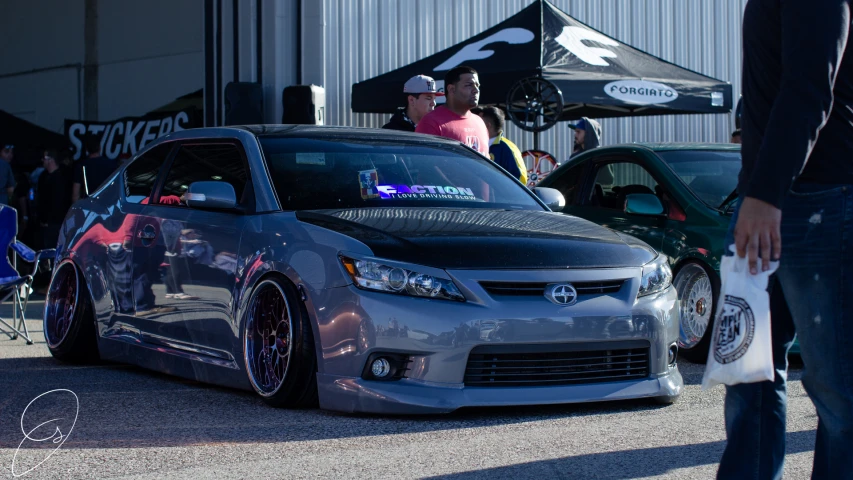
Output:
top-left (376, 184), bottom-right (477, 200)
top-left (359, 169), bottom-right (380, 200)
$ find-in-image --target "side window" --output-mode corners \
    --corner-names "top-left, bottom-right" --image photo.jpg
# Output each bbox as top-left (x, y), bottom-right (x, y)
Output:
top-left (124, 143), bottom-right (173, 204)
top-left (590, 162), bottom-right (659, 210)
top-left (545, 164), bottom-right (585, 206)
top-left (158, 143), bottom-right (250, 208)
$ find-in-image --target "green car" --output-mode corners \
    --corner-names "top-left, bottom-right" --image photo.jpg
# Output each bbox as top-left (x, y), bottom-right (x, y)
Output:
top-left (538, 143), bottom-right (797, 363)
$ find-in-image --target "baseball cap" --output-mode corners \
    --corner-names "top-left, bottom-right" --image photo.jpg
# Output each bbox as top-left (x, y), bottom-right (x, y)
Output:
top-left (403, 75), bottom-right (445, 96)
top-left (567, 119), bottom-right (587, 131)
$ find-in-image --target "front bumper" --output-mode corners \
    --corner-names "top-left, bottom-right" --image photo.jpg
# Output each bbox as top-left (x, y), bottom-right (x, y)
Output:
top-left (309, 267), bottom-right (683, 413)
top-left (318, 368), bottom-right (683, 414)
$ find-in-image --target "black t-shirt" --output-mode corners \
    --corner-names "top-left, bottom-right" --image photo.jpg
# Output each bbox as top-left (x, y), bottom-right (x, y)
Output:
top-left (12, 168), bottom-right (29, 200)
top-left (738, 0), bottom-right (853, 208)
top-left (74, 155), bottom-right (117, 197)
top-left (37, 167), bottom-right (72, 224)
top-left (382, 109), bottom-right (416, 132)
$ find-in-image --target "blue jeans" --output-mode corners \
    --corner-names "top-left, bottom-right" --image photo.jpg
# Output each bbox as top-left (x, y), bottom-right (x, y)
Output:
top-left (718, 184), bottom-right (853, 479)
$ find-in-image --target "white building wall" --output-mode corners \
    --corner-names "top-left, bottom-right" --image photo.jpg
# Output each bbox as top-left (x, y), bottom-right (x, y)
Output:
top-left (0, 0), bottom-right (202, 133)
top-left (316, 0), bottom-right (747, 162)
top-left (0, 0), bottom-right (85, 130)
top-left (96, 0), bottom-right (203, 122)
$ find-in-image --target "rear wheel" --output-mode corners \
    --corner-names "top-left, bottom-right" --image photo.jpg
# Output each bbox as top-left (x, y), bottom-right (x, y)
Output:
top-left (674, 262), bottom-right (718, 363)
top-left (44, 260), bottom-right (99, 362)
top-left (243, 277), bottom-right (318, 408)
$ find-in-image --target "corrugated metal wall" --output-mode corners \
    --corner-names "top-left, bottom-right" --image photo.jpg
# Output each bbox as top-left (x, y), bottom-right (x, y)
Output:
top-left (322, 0), bottom-right (746, 163)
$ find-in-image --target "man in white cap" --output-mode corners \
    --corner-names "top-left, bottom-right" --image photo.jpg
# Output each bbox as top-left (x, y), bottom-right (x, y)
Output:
top-left (382, 74), bottom-right (444, 132)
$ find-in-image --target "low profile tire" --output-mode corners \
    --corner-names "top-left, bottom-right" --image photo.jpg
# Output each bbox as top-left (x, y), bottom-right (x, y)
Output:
top-left (44, 260), bottom-right (99, 362)
top-left (243, 277), bottom-right (318, 408)
top-left (674, 262), bottom-right (719, 364)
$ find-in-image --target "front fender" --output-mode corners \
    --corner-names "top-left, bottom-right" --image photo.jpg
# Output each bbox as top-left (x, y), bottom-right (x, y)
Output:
top-left (233, 214), bottom-right (374, 373)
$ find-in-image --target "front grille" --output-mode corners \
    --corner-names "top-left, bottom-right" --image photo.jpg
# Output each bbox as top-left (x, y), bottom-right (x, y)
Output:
top-left (479, 280), bottom-right (625, 296)
top-left (464, 342), bottom-right (650, 387)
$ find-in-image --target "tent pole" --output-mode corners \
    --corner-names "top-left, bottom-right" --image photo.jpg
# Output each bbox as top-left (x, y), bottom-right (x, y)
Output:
top-left (534, 131), bottom-right (540, 151)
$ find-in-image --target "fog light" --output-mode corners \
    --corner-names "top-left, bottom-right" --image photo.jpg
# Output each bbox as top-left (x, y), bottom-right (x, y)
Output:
top-left (371, 358), bottom-right (391, 378)
top-left (668, 344), bottom-right (678, 366)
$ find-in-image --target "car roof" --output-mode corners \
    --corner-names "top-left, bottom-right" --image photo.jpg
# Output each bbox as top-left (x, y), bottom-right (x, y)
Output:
top-left (235, 125), bottom-right (467, 146)
top-left (157, 125), bottom-right (475, 150)
top-left (615, 142), bottom-right (741, 153)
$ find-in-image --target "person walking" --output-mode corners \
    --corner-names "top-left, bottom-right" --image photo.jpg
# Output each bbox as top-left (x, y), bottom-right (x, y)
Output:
top-left (717, 1), bottom-right (853, 478)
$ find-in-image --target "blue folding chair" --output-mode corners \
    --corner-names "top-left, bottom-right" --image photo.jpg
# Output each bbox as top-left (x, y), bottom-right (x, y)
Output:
top-left (0, 205), bottom-right (56, 344)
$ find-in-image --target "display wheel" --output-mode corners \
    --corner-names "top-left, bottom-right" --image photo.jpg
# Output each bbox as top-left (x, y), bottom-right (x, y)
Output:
top-left (506, 77), bottom-right (564, 132)
top-left (522, 149), bottom-right (558, 187)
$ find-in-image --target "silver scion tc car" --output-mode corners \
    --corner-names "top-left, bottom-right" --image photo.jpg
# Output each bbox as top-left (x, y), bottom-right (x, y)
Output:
top-left (44, 125), bottom-right (682, 413)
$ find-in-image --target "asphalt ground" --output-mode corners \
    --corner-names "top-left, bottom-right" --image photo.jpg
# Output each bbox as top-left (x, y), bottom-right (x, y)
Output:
top-left (1, 296), bottom-right (818, 479)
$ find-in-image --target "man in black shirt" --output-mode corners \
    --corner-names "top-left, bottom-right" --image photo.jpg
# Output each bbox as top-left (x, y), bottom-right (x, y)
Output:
top-left (382, 75), bottom-right (443, 132)
top-left (72, 136), bottom-right (117, 202)
top-left (37, 150), bottom-right (72, 249)
top-left (720, 1), bottom-right (853, 478)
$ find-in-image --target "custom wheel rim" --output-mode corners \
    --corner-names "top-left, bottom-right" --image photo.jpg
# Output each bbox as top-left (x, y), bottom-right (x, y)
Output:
top-left (44, 261), bottom-right (80, 348)
top-left (675, 265), bottom-right (714, 350)
top-left (505, 77), bottom-right (564, 132)
top-left (244, 280), bottom-right (293, 396)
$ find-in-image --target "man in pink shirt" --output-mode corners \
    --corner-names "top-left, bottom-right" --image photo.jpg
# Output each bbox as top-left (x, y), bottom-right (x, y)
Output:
top-left (415, 66), bottom-right (489, 156)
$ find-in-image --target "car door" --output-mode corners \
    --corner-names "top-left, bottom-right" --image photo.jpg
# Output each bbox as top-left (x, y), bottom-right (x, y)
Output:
top-left (130, 140), bottom-right (252, 358)
top-left (104, 142), bottom-right (176, 338)
top-left (558, 157), bottom-right (666, 253)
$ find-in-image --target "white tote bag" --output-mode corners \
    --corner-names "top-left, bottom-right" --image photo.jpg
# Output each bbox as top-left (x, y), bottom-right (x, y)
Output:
top-left (701, 248), bottom-right (778, 390)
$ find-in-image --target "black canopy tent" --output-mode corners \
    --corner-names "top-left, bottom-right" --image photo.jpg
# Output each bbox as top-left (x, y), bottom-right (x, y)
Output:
top-left (0, 109), bottom-right (71, 166)
top-left (352, 0), bottom-right (732, 139)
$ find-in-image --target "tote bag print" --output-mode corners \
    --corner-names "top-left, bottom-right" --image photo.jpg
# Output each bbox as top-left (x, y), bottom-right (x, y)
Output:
top-left (715, 295), bottom-right (756, 364)
top-left (702, 251), bottom-right (777, 389)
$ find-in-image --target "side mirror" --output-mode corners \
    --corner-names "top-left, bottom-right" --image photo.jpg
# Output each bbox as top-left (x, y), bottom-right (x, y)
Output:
top-left (533, 187), bottom-right (566, 212)
top-left (185, 181), bottom-right (237, 210)
top-left (624, 193), bottom-right (665, 216)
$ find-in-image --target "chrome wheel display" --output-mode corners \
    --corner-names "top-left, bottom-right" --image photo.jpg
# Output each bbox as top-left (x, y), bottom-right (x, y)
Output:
top-left (675, 264), bottom-right (714, 350)
top-left (244, 280), bottom-right (293, 396)
top-left (44, 261), bottom-right (80, 348)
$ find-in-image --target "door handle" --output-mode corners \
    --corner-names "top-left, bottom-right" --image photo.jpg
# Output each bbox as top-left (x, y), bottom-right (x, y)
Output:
top-left (137, 224), bottom-right (157, 245)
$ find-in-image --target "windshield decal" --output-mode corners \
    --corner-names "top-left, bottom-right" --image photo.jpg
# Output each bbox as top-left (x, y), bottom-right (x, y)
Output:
top-left (359, 169), bottom-right (380, 200)
top-left (296, 153), bottom-right (326, 165)
top-left (377, 184), bottom-right (477, 200)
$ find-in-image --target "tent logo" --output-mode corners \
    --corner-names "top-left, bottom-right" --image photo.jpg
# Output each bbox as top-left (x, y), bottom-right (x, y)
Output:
top-left (554, 26), bottom-right (619, 66)
top-left (435, 28), bottom-right (535, 71)
top-left (604, 80), bottom-right (679, 105)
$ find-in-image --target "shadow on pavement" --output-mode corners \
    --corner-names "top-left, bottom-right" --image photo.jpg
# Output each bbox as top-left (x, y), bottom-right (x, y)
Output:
top-left (0, 351), bottom-right (673, 450)
top-left (422, 430), bottom-right (816, 480)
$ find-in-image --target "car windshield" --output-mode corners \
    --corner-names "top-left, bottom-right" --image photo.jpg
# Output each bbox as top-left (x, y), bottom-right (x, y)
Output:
top-left (657, 150), bottom-right (741, 208)
top-left (258, 137), bottom-right (544, 211)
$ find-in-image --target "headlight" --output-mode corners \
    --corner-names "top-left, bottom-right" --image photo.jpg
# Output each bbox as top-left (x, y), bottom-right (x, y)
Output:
top-left (638, 255), bottom-right (673, 297)
top-left (339, 256), bottom-right (465, 302)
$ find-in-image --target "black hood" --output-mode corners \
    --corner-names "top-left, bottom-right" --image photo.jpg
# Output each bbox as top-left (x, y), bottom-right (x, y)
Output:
top-left (297, 208), bottom-right (657, 269)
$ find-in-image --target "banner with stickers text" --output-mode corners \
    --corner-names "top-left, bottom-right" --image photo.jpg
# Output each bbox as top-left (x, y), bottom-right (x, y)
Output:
top-left (64, 108), bottom-right (202, 161)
